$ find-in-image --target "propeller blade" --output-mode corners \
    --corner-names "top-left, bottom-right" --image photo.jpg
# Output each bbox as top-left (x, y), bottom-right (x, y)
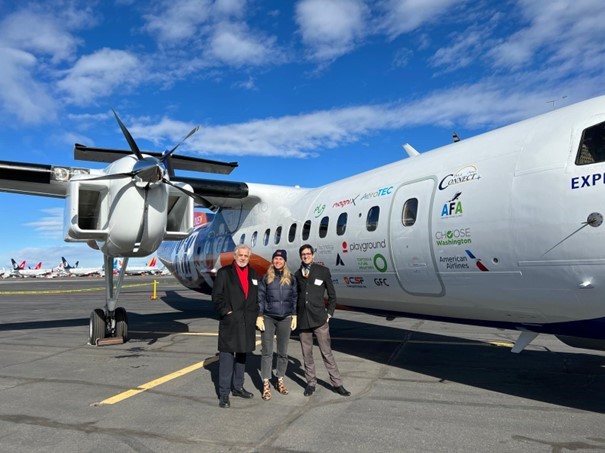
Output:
top-left (161, 125), bottom-right (200, 162)
top-left (112, 109), bottom-right (144, 160)
top-left (163, 178), bottom-right (212, 208)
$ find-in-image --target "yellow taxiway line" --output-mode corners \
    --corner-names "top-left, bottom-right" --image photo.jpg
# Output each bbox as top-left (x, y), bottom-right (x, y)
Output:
top-left (0, 282), bottom-right (150, 295)
top-left (99, 339), bottom-right (262, 405)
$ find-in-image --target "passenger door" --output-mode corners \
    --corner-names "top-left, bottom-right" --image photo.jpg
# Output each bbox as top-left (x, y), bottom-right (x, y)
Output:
top-left (389, 178), bottom-right (444, 296)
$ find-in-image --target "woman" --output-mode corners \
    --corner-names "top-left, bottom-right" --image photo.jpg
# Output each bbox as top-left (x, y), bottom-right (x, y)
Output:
top-left (257, 249), bottom-right (298, 400)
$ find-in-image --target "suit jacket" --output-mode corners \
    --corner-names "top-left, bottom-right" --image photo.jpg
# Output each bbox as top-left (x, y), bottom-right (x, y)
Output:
top-left (295, 263), bottom-right (336, 330)
top-left (212, 262), bottom-right (259, 353)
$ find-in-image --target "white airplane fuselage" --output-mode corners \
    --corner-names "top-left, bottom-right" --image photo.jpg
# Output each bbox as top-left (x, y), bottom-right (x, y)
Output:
top-left (159, 96), bottom-right (605, 343)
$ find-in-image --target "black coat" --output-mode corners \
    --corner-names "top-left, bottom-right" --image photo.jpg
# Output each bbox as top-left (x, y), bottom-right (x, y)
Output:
top-left (212, 262), bottom-right (259, 353)
top-left (294, 263), bottom-right (336, 330)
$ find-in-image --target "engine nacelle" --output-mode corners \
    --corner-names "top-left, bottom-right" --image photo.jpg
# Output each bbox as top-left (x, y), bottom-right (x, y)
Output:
top-left (64, 162), bottom-right (194, 256)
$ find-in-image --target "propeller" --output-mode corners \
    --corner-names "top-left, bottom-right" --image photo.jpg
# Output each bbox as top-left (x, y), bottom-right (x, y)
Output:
top-left (112, 109), bottom-right (143, 160)
top-left (89, 110), bottom-right (199, 185)
top-left (92, 110), bottom-right (212, 207)
top-left (161, 125), bottom-right (200, 162)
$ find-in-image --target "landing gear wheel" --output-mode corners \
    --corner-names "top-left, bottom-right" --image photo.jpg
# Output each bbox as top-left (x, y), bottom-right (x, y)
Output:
top-left (89, 309), bottom-right (106, 345)
top-left (115, 307), bottom-right (128, 341)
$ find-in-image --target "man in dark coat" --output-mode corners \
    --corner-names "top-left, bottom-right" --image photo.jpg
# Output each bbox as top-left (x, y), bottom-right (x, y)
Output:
top-left (212, 244), bottom-right (259, 408)
top-left (294, 244), bottom-right (350, 397)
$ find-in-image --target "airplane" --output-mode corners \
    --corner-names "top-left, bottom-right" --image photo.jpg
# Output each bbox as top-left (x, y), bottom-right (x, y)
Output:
top-left (121, 256), bottom-right (161, 275)
top-left (0, 109), bottom-right (240, 344)
top-left (9, 259), bottom-right (54, 278)
top-left (59, 257), bottom-right (102, 277)
top-left (1, 97), bottom-right (605, 353)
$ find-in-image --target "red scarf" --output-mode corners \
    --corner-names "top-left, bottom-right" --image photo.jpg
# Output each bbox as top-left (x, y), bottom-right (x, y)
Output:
top-left (235, 264), bottom-right (249, 299)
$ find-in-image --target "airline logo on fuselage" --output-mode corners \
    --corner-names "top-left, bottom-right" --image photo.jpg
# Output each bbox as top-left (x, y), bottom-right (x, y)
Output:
top-left (571, 173), bottom-right (605, 189)
top-left (441, 192), bottom-right (463, 218)
top-left (439, 166), bottom-right (481, 190)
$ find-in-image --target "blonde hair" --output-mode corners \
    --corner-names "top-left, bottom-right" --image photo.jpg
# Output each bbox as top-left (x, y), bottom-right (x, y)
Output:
top-left (266, 263), bottom-right (292, 286)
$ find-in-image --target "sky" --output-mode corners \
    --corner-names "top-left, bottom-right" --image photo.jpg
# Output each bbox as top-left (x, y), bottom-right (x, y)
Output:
top-left (1, 0), bottom-right (605, 269)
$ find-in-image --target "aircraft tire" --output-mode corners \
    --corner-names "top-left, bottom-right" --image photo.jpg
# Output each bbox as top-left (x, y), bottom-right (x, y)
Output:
top-left (89, 309), bottom-right (106, 345)
top-left (115, 307), bottom-right (128, 342)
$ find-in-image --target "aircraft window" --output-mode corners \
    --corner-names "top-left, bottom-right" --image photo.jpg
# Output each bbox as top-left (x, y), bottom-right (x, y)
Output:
top-left (402, 198), bottom-right (418, 226)
top-left (288, 223), bottom-right (297, 242)
top-left (366, 206), bottom-right (380, 232)
top-left (251, 231), bottom-right (258, 248)
top-left (239, 233), bottom-right (245, 244)
top-left (319, 216), bottom-right (329, 238)
top-left (263, 229), bottom-right (270, 246)
top-left (302, 220), bottom-right (311, 240)
top-left (223, 238), bottom-right (232, 252)
top-left (204, 239), bottom-right (211, 255)
top-left (274, 226), bottom-right (282, 244)
top-left (576, 121), bottom-right (605, 165)
top-left (336, 213), bottom-right (347, 236)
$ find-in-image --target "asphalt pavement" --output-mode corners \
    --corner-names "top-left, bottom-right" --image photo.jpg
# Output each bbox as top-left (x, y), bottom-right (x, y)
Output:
top-left (1, 275), bottom-right (604, 452)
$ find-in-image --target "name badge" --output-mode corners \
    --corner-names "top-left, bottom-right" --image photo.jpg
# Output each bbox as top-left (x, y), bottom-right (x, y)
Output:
top-left (314, 279), bottom-right (323, 286)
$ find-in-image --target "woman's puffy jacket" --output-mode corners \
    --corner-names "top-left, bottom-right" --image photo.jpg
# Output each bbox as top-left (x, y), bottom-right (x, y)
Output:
top-left (258, 272), bottom-right (297, 319)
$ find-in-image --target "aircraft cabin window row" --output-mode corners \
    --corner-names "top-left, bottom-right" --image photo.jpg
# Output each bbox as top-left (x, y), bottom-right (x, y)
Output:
top-left (576, 121), bottom-right (605, 165)
top-left (237, 205), bottom-right (382, 249)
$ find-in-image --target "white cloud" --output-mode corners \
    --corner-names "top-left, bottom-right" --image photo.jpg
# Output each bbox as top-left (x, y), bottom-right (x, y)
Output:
top-left (214, 0), bottom-right (247, 18)
top-left (143, 0), bottom-right (212, 44)
top-left (143, 0), bottom-right (280, 68)
top-left (295, 0), bottom-right (369, 62)
top-left (209, 23), bottom-right (277, 66)
top-left (24, 207), bottom-right (64, 239)
top-left (429, 23), bottom-right (496, 72)
top-left (376, 0), bottom-right (461, 39)
top-left (56, 49), bottom-right (143, 105)
top-left (0, 8), bottom-right (82, 63)
top-left (0, 5), bottom-right (93, 123)
top-left (233, 76), bottom-right (256, 90)
top-left (0, 47), bottom-right (58, 123)
top-left (489, 0), bottom-right (605, 74)
top-left (123, 77), bottom-right (583, 159)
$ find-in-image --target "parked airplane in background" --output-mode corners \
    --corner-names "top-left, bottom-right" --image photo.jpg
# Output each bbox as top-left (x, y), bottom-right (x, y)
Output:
top-left (9, 259), bottom-right (54, 278)
top-left (122, 256), bottom-right (160, 275)
top-left (59, 257), bottom-right (102, 277)
top-left (2, 97), bottom-right (605, 353)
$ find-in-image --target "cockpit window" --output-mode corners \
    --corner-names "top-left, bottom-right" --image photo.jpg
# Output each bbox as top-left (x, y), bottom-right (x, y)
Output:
top-left (576, 121), bottom-right (605, 165)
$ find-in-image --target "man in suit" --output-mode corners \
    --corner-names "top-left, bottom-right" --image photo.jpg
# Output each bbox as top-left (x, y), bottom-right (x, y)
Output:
top-left (294, 244), bottom-right (351, 397)
top-left (212, 244), bottom-right (259, 408)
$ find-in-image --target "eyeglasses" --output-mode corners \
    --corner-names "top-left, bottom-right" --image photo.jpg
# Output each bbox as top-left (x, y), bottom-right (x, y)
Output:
top-left (300, 252), bottom-right (313, 257)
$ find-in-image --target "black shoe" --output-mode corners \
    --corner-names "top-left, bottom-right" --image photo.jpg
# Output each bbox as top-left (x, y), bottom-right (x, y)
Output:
top-left (334, 385), bottom-right (351, 396)
top-left (219, 395), bottom-right (230, 408)
top-left (232, 387), bottom-right (254, 399)
top-left (303, 385), bottom-right (316, 396)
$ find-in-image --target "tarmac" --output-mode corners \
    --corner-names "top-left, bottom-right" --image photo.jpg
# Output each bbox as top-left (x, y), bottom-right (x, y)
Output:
top-left (1, 275), bottom-right (605, 452)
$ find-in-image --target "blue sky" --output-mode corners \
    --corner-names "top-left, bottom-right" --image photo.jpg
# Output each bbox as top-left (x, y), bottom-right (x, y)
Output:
top-left (1, 0), bottom-right (605, 269)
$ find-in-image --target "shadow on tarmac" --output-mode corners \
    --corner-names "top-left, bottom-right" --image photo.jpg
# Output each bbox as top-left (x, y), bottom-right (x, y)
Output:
top-left (2, 289), bottom-right (605, 413)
